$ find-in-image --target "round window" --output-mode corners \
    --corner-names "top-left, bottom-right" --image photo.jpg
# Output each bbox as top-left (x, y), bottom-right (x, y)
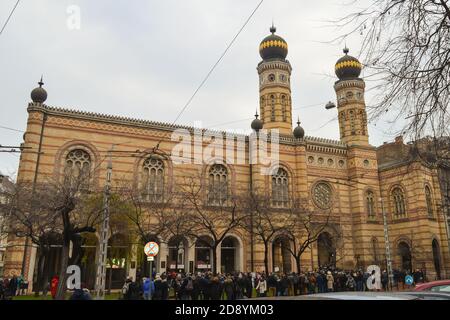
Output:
top-left (313, 182), bottom-right (333, 209)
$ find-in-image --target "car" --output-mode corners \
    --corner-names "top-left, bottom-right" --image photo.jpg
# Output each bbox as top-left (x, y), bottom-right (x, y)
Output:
top-left (250, 292), bottom-right (419, 300)
top-left (402, 291), bottom-right (450, 300)
top-left (413, 280), bottom-right (450, 292)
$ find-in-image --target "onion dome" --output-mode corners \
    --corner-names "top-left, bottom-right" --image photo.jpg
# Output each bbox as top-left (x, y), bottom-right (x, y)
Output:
top-left (293, 118), bottom-right (305, 139)
top-left (259, 25), bottom-right (288, 60)
top-left (31, 76), bottom-right (47, 103)
top-left (251, 110), bottom-right (263, 132)
top-left (335, 47), bottom-right (362, 80)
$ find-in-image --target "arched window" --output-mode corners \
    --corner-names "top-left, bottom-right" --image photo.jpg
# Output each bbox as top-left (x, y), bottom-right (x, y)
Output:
top-left (281, 95), bottom-right (287, 121)
top-left (143, 157), bottom-right (164, 202)
top-left (272, 168), bottom-right (289, 207)
top-left (372, 237), bottom-right (379, 264)
top-left (208, 164), bottom-right (228, 205)
top-left (64, 149), bottom-right (91, 190)
top-left (392, 187), bottom-right (406, 217)
top-left (425, 185), bottom-right (433, 217)
top-left (270, 95), bottom-right (276, 121)
top-left (366, 190), bottom-right (375, 218)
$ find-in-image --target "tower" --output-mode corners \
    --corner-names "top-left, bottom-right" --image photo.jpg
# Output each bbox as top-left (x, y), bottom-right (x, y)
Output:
top-left (257, 26), bottom-right (293, 135)
top-left (334, 48), bottom-right (369, 146)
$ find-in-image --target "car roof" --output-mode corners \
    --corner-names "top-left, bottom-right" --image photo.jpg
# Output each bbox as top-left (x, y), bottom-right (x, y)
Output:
top-left (251, 292), bottom-right (419, 300)
top-left (415, 280), bottom-right (450, 290)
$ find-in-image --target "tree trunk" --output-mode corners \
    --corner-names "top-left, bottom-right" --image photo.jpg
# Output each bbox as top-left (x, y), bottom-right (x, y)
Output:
top-left (55, 241), bottom-right (70, 300)
top-left (295, 256), bottom-right (301, 274)
top-left (212, 246), bottom-right (218, 274)
top-left (34, 247), bottom-right (47, 296)
top-left (263, 241), bottom-right (269, 274)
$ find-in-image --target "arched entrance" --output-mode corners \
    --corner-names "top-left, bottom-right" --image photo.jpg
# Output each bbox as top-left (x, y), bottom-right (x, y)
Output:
top-left (79, 233), bottom-right (98, 289)
top-left (272, 236), bottom-right (291, 273)
top-left (168, 236), bottom-right (188, 272)
top-left (432, 239), bottom-right (442, 280)
top-left (220, 236), bottom-right (240, 273)
top-left (195, 236), bottom-right (213, 272)
top-left (317, 232), bottom-right (336, 268)
top-left (398, 241), bottom-right (412, 272)
top-left (107, 233), bottom-right (130, 290)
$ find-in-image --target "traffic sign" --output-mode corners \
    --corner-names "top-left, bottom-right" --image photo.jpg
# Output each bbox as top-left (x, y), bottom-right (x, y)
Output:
top-left (144, 241), bottom-right (159, 257)
top-left (405, 275), bottom-right (414, 285)
top-left (147, 256), bottom-right (154, 262)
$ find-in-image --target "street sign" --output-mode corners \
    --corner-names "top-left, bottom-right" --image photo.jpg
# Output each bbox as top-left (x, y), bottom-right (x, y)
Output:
top-left (147, 256), bottom-right (154, 262)
top-left (144, 241), bottom-right (159, 257)
top-left (405, 275), bottom-right (414, 285)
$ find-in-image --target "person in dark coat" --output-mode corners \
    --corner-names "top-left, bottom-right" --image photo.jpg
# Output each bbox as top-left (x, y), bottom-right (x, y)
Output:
top-left (153, 274), bottom-right (163, 300)
top-left (245, 273), bottom-right (253, 298)
top-left (280, 275), bottom-right (289, 296)
top-left (192, 275), bottom-right (200, 300)
top-left (9, 275), bottom-right (18, 297)
top-left (209, 276), bottom-right (222, 300)
top-left (223, 276), bottom-right (234, 300)
top-left (160, 274), bottom-right (169, 300)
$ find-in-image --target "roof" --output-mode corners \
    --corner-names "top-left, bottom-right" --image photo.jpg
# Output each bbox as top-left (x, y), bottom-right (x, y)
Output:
top-left (27, 103), bottom-right (348, 150)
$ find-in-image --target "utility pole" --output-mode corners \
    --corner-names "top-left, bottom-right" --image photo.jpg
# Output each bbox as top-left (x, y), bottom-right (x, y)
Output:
top-left (380, 198), bottom-right (394, 291)
top-left (94, 148), bottom-right (113, 299)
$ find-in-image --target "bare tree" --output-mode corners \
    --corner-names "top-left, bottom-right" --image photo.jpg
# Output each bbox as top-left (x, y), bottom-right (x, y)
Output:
top-left (240, 188), bottom-right (289, 273)
top-left (1, 181), bottom-right (62, 296)
top-left (282, 199), bottom-right (333, 273)
top-left (333, 0), bottom-right (450, 141)
top-left (180, 174), bottom-right (249, 273)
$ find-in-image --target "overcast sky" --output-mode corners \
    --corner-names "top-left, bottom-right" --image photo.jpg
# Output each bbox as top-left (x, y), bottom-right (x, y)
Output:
top-left (0, 0), bottom-right (401, 178)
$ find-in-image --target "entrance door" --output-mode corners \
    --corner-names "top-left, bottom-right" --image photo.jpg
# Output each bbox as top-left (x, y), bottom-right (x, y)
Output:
top-left (398, 242), bottom-right (412, 272)
top-left (221, 237), bottom-right (236, 273)
top-left (432, 239), bottom-right (441, 280)
top-left (317, 232), bottom-right (336, 268)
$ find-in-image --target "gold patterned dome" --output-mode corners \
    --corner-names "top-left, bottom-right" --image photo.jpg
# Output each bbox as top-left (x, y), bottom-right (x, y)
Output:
top-left (335, 47), bottom-right (362, 80)
top-left (259, 25), bottom-right (288, 60)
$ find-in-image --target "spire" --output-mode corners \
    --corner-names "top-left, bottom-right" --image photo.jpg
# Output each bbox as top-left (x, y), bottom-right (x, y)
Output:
top-left (38, 75), bottom-right (44, 87)
top-left (297, 116), bottom-right (301, 126)
top-left (270, 21), bottom-right (276, 34)
top-left (255, 109), bottom-right (259, 119)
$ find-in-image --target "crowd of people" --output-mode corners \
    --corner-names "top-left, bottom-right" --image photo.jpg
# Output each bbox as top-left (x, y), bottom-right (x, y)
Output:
top-left (0, 274), bottom-right (29, 300)
top-left (119, 267), bottom-right (429, 300)
top-left (0, 267), bottom-right (429, 300)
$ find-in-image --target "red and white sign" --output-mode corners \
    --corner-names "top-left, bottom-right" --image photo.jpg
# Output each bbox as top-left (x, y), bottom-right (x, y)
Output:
top-left (144, 242), bottom-right (159, 257)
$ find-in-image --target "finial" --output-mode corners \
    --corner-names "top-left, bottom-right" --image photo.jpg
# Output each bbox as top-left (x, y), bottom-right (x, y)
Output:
top-left (255, 109), bottom-right (259, 119)
top-left (38, 75), bottom-right (44, 87)
top-left (297, 116), bottom-right (301, 126)
top-left (343, 46), bottom-right (349, 55)
top-left (270, 21), bottom-right (276, 34)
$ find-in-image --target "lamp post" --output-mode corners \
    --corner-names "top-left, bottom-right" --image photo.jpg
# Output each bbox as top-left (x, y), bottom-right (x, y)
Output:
top-left (380, 198), bottom-right (394, 291)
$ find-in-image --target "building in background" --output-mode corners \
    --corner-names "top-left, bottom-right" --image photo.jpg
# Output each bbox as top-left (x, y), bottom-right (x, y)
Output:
top-left (3, 26), bottom-right (450, 291)
top-left (0, 172), bottom-right (14, 276)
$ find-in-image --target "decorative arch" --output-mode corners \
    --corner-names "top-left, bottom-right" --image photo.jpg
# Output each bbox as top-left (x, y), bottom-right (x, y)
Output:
top-left (424, 184), bottom-right (434, 218)
top-left (133, 148), bottom-right (174, 196)
top-left (365, 188), bottom-right (376, 218)
top-left (390, 184), bottom-right (407, 218)
top-left (271, 233), bottom-right (292, 273)
top-left (219, 233), bottom-right (244, 273)
top-left (53, 140), bottom-right (100, 189)
top-left (432, 237), bottom-right (442, 280)
top-left (310, 179), bottom-right (336, 210)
